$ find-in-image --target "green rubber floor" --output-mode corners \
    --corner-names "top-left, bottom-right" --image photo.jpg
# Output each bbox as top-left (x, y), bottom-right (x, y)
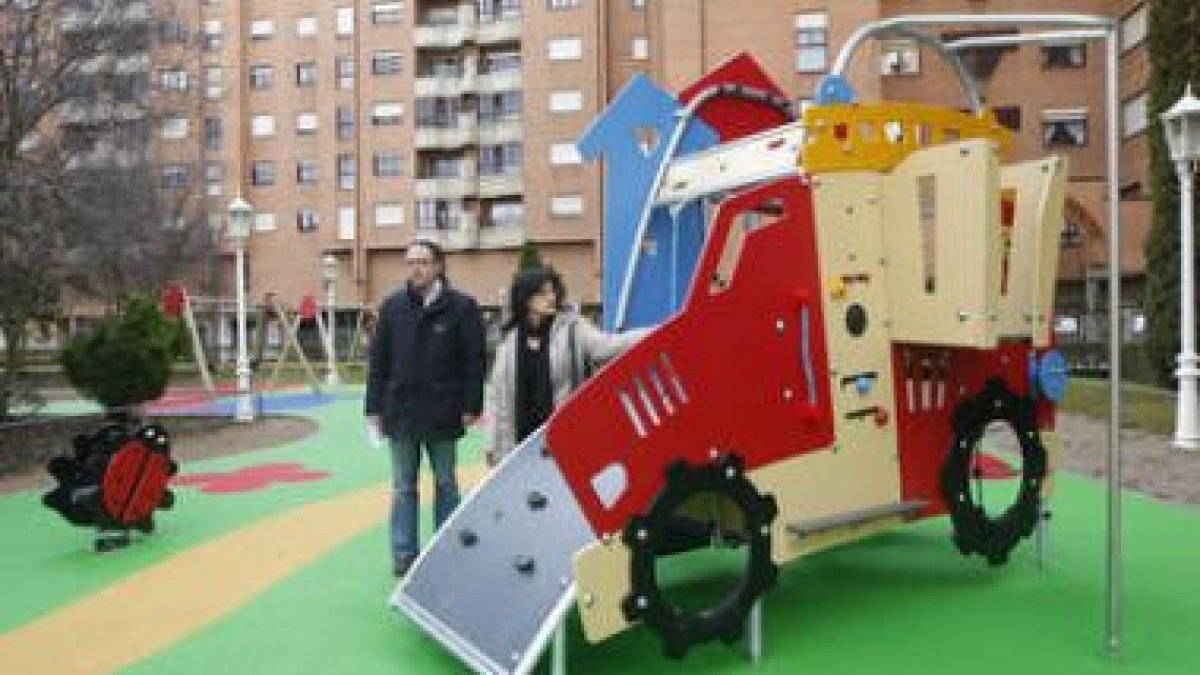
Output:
top-left (2, 389), bottom-right (1197, 674)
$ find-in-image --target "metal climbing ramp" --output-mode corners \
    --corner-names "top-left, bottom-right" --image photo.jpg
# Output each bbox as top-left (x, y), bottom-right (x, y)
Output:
top-left (390, 428), bottom-right (597, 675)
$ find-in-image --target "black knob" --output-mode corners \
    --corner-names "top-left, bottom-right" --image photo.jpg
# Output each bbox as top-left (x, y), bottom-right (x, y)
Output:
top-left (527, 491), bottom-right (548, 511)
top-left (845, 303), bottom-right (868, 337)
top-left (459, 529), bottom-right (478, 548)
top-left (515, 555), bottom-right (536, 575)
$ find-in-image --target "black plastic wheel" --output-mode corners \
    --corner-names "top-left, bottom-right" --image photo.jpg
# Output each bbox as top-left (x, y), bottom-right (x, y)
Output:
top-left (621, 455), bottom-right (778, 659)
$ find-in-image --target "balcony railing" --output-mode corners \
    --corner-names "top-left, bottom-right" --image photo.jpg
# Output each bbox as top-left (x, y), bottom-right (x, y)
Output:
top-left (477, 117), bottom-right (522, 145)
top-left (477, 15), bottom-right (521, 44)
top-left (413, 113), bottom-right (477, 149)
top-left (478, 172), bottom-right (523, 198)
top-left (414, 5), bottom-right (476, 48)
top-left (475, 69), bottom-right (522, 93)
top-left (414, 71), bottom-right (475, 97)
top-left (414, 173), bottom-right (478, 199)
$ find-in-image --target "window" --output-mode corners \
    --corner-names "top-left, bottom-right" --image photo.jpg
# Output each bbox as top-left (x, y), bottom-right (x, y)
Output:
top-left (1043, 42), bottom-right (1085, 69)
top-left (250, 19), bottom-right (274, 40)
top-left (881, 40), bottom-right (919, 75)
top-left (372, 102), bottom-right (404, 125)
top-left (296, 112), bottom-right (319, 135)
top-left (416, 199), bottom-right (461, 229)
top-left (336, 56), bottom-right (355, 89)
top-left (631, 37), bottom-right (648, 61)
top-left (251, 114), bottom-right (275, 137)
top-left (296, 61), bottom-right (317, 87)
top-left (204, 66), bottom-right (223, 99)
top-left (548, 0), bottom-right (580, 8)
top-left (551, 194), bottom-right (583, 217)
top-left (337, 106), bottom-right (355, 139)
top-left (337, 154), bottom-right (356, 190)
top-left (204, 162), bottom-right (224, 184)
top-left (630, 0), bottom-right (645, 8)
top-left (253, 213), bottom-right (277, 232)
top-left (249, 64), bottom-right (273, 90)
top-left (375, 203), bottom-right (405, 227)
top-left (550, 142), bottom-right (581, 165)
top-left (297, 160), bottom-right (319, 185)
top-left (485, 200), bottom-right (524, 228)
top-left (416, 97), bottom-right (461, 127)
top-left (480, 50), bottom-right (521, 74)
top-left (251, 161), bottom-right (276, 186)
top-left (159, 68), bottom-right (188, 91)
top-left (1119, 4), bottom-right (1147, 53)
top-left (338, 207), bottom-right (357, 240)
top-left (336, 7), bottom-right (355, 36)
top-left (203, 117), bottom-right (222, 150)
top-left (160, 115), bottom-right (188, 140)
top-left (372, 1), bottom-right (404, 24)
top-left (374, 151), bottom-right (404, 177)
top-left (547, 37), bottom-right (582, 61)
top-left (479, 91), bottom-right (520, 122)
top-left (1042, 110), bottom-right (1088, 148)
top-left (479, 143), bottom-right (521, 175)
top-left (202, 20), bottom-right (222, 51)
top-left (993, 106), bottom-right (1022, 131)
top-left (479, 0), bottom-right (521, 21)
top-left (1061, 219), bottom-right (1083, 248)
top-left (297, 210), bottom-right (320, 233)
top-left (372, 51), bottom-right (403, 75)
top-left (549, 90), bottom-right (583, 112)
top-left (1123, 93), bottom-right (1147, 138)
top-left (296, 16), bottom-right (317, 37)
top-left (161, 164), bottom-right (189, 188)
top-left (795, 12), bottom-right (828, 73)
top-left (158, 19), bottom-right (187, 44)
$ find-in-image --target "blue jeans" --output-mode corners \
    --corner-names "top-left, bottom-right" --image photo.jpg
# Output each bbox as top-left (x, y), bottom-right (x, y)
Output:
top-left (390, 434), bottom-right (460, 565)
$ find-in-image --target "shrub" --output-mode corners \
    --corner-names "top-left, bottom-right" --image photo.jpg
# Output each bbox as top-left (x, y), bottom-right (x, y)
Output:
top-left (60, 297), bottom-right (183, 410)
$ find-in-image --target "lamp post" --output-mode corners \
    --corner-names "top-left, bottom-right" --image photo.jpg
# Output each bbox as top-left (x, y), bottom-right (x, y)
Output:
top-left (227, 196), bottom-right (255, 422)
top-left (322, 253), bottom-right (340, 387)
top-left (1162, 84), bottom-right (1200, 450)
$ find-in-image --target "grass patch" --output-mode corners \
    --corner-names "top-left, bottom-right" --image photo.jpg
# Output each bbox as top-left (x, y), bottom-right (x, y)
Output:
top-left (1060, 377), bottom-right (1175, 436)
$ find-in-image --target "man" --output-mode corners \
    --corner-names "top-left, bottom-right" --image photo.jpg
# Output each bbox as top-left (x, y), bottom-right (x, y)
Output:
top-left (365, 239), bottom-right (485, 577)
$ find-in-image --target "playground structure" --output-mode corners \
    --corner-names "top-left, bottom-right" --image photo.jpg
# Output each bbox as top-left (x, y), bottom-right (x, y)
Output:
top-left (394, 13), bottom-right (1126, 675)
top-left (160, 282), bottom-right (373, 407)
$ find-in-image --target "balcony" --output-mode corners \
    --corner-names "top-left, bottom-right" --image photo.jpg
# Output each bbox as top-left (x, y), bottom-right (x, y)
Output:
top-left (414, 5), bottom-right (476, 48)
top-left (414, 71), bottom-right (475, 97)
top-left (414, 173), bottom-right (478, 199)
top-left (478, 172), bottom-right (523, 198)
top-left (478, 222), bottom-right (525, 249)
top-left (477, 117), bottom-right (522, 145)
top-left (414, 114), bottom-right (477, 149)
top-left (477, 16), bottom-right (521, 44)
top-left (475, 69), bottom-right (522, 94)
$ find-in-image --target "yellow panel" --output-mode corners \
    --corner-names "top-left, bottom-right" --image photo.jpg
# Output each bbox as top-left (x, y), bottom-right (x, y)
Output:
top-left (801, 103), bottom-right (1012, 173)
top-left (881, 139), bottom-right (1002, 348)
top-left (573, 537), bottom-right (633, 644)
top-left (996, 157), bottom-right (1068, 343)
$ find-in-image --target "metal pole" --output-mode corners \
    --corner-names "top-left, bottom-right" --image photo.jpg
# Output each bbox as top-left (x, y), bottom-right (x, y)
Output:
top-left (234, 238), bottom-right (255, 422)
top-left (1104, 30), bottom-right (1122, 658)
top-left (325, 277), bottom-right (340, 387)
top-left (1175, 163), bottom-right (1200, 448)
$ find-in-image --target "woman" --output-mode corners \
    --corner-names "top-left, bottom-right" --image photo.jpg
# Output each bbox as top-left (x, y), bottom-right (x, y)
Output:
top-left (485, 266), bottom-right (646, 466)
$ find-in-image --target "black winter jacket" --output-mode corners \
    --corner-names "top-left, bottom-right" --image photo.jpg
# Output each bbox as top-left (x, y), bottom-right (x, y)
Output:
top-left (364, 282), bottom-right (485, 441)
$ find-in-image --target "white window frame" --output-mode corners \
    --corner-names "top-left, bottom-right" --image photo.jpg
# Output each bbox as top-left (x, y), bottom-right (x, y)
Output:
top-left (251, 114), bottom-right (275, 137)
top-left (372, 1), bottom-right (405, 24)
top-left (549, 90), bottom-right (583, 113)
top-left (159, 68), bottom-right (189, 91)
top-left (1122, 92), bottom-right (1147, 138)
top-left (372, 102), bottom-right (405, 125)
top-left (296, 16), bottom-right (317, 37)
top-left (253, 213), bottom-right (277, 232)
top-left (204, 66), bottom-right (223, 99)
top-left (547, 37), bottom-right (583, 61)
top-left (295, 112), bottom-right (319, 135)
top-left (160, 115), bottom-right (189, 140)
top-left (550, 194), bottom-right (584, 217)
top-left (1119, 4), bottom-right (1147, 53)
top-left (374, 203), bottom-right (405, 227)
top-left (631, 36), bottom-right (649, 61)
top-left (336, 7), bottom-right (356, 36)
top-left (249, 19), bottom-right (274, 39)
top-left (550, 142), bottom-right (581, 165)
top-left (338, 207), bottom-right (357, 240)
top-left (881, 40), bottom-right (920, 76)
top-left (794, 12), bottom-right (828, 73)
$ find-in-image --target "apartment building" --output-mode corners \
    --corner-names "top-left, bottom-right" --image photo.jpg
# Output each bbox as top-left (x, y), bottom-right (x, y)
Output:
top-left (109, 1), bottom-right (1151, 337)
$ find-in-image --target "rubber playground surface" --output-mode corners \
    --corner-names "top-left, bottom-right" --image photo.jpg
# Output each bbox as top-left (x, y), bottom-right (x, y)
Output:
top-left (1, 387), bottom-right (1197, 674)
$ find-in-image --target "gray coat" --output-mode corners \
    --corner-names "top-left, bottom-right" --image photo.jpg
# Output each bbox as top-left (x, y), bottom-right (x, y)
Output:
top-left (485, 311), bottom-right (646, 463)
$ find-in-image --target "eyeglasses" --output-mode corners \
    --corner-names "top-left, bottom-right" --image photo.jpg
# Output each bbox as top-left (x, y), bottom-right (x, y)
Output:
top-left (405, 258), bottom-right (435, 267)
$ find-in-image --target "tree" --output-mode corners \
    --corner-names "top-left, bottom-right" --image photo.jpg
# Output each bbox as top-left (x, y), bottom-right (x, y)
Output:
top-left (1143, 0), bottom-right (1200, 385)
top-left (517, 242), bottom-right (544, 271)
top-left (0, 1), bottom-right (206, 419)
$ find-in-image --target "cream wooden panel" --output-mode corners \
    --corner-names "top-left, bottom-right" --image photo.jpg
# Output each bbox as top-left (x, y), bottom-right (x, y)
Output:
top-left (882, 139), bottom-right (1002, 348)
top-left (996, 157), bottom-right (1068, 343)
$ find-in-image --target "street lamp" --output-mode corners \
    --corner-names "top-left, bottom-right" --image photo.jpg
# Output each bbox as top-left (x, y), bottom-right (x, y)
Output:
top-left (1162, 84), bottom-right (1200, 450)
top-left (322, 253), bottom-right (340, 387)
top-left (227, 196), bottom-right (255, 422)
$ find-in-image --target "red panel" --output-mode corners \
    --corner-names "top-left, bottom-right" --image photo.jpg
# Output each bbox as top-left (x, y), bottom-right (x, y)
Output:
top-left (891, 341), bottom-right (1036, 517)
top-left (677, 53), bottom-right (792, 142)
top-left (101, 440), bottom-right (173, 525)
top-left (122, 453), bottom-right (172, 524)
top-left (548, 179), bottom-right (834, 535)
